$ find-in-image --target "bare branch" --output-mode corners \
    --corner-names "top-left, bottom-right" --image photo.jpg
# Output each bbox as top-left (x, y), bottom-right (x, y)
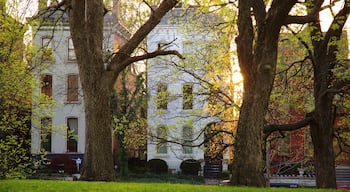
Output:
top-left (324, 1), bottom-right (350, 54)
top-left (284, 0), bottom-right (323, 25)
top-left (122, 49), bottom-right (184, 66)
top-left (108, 0), bottom-right (180, 75)
top-left (264, 112), bottom-right (313, 138)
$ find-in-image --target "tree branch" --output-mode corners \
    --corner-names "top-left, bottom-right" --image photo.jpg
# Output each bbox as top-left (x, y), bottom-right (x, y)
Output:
top-left (324, 1), bottom-right (350, 54)
top-left (107, 0), bottom-right (180, 75)
top-left (283, 0), bottom-right (323, 25)
top-left (264, 112), bottom-right (313, 138)
top-left (122, 50), bottom-right (184, 67)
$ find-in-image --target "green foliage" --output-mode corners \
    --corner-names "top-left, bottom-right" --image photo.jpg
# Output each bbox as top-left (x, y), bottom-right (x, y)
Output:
top-left (269, 33), bottom-right (314, 123)
top-left (0, 3), bottom-right (33, 178)
top-left (180, 159), bottom-right (201, 175)
top-left (128, 158), bottom-right (147, 174)
top-left (0, 0), bottom-right (56, 178)
top-left (118, 0), bottom-right (160, 33)
top-left (111, 70), bottom-right (147, 177)
top-left (147, 159), bottom-right (168, 174)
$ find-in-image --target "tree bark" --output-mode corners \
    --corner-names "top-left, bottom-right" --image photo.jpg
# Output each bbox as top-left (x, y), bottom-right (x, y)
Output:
top-left (310, 52), bottom-right (337, 188)
top-left (65, 0), bottom-right (179, 181)
top-left (307, 2), bottom-right (350, 187)
top-left (231, 0), bottom-right (297, 187)
top-left (80, 86), bottom-right (115, 181)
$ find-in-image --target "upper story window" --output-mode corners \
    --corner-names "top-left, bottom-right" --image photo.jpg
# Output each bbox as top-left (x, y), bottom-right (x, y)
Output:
top-left (41, 37), bottom-right (53, 62)
top-left (182, 84), bottom-right (193, 110)
top-left (41, 74), bottom-right (52, 97)
top-left (68, 38), bottom-right (76, 61)
top-left (67, 74), bottom-right (79, 102)
top-left (156, 83), bottom-right (168, 110)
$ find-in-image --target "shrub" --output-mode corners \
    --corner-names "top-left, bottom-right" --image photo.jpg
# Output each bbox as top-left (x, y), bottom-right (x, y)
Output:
top-left (50, 154), bottom-right (77, 174)
top-left (180, 159), bottom-right (201, 175)
top-left (128, 158), bottom-right (147, 174)
top-left (147, 159), bottom-right (168, 174)
top-left (221, 170), bottom-right (230, 179)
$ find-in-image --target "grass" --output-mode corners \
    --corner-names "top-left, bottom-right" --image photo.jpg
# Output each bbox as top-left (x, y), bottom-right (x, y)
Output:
top-left (0, 179), bottom-right (345, 192)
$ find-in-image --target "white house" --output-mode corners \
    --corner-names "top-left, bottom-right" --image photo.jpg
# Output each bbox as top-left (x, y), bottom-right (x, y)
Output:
top-left (30, 2), bottom-right (129, 161)
top-left (146, 7), bottom-right (228, 173)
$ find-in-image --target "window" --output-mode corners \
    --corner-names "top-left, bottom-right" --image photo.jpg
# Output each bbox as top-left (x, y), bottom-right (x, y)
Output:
top-left (156, 84), bottom-right (168, 110)
top-left (41, 74), bottom-right (52, 97)
top-left (67, 74), bottom-right (79, 102)
top-left (67, 118), bottom-right (78, 152)
top-left (182, 84), bottom-right (193, 110)
top-left (156, 125), bottom-right (167, 154)
top-left (182, 126), bottom-right (193, 154)
top-left (41, 117), bottom-right (52, 152)
top-left (68, 38), bottom-right (76, 60)
top-left (41, 37), bottom-right (53, 61)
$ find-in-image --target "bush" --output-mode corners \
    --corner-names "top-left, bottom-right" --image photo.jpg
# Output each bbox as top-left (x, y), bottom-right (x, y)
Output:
top-left (128, 158), bottom-right (147, 174)
top-left (50, 154), bottom-right (76, 174)
top-left (180, 159), bottom-right (201, 175)
top-left (221, 170), bottom-right (230, 179)
top-left (147, 159), bottom-right (168, 174)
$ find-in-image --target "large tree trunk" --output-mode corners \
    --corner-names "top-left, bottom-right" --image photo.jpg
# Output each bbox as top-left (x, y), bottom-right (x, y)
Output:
top-left (65, 0), bottom-right (179, 181)
top-left (231, 0), bottom-right (297, 186)
top-left (67, 0), bottom-right (115, 181)
top-left (231, 86), bottom-right (269, 186)
top-left (80, 85), bottom-right (115, 181)
top-left (310, 54), bottom-right (336, 188)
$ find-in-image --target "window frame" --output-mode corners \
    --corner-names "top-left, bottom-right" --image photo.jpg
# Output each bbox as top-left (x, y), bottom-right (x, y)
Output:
top-left (182, 84), bottom-right (193, 110)
top-left (41, 37), bottom-right (53, 62)
top-left (67, 117), bottom-right (78, 152)
top-left (41, 117), bottom-right (52, 152)
top-left (68, 38), bottom-right (76, 61)
top-left (41, 74), bottom-right (52, 97)
top-left (156, 83), bottom-right (168, 110)
top-left (67, 74), bottom-right (79, 103)
top-left (182, 125), bottom-right (193, 154)
top-left (156, 125), bottom-right (167, 154)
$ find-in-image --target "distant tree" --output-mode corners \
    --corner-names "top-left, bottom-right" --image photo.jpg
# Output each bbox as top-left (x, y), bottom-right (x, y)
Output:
top-left (111, 69), bottom-right (146, 177)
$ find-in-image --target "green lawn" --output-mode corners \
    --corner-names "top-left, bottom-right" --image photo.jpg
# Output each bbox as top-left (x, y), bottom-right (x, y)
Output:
top-left (0, 180), bottom-right (345, 192)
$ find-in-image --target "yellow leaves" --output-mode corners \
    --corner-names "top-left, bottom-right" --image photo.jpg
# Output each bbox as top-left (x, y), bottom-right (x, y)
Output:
top-left (40, 46), bottom-right (54, 62)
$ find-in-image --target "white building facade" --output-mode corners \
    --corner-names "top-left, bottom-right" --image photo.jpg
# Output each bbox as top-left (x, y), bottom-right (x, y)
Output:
top-left (30, 11), bottom-right (118, 159)
top-left (147, 8), bottom-right (219, 173)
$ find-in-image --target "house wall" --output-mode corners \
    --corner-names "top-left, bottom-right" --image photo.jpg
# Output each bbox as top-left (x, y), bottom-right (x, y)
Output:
top-left (146, 15), bottom-right (216, 172)
top-left (31, 25), bottom-right (85, 154)
top-left (31, 23), bottom-right (114, 155)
